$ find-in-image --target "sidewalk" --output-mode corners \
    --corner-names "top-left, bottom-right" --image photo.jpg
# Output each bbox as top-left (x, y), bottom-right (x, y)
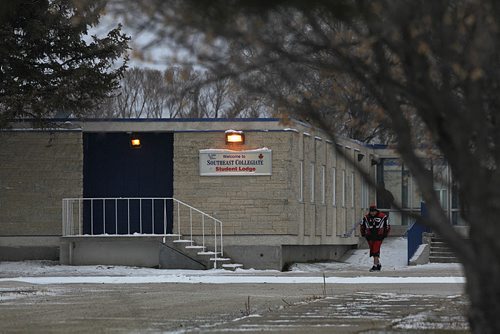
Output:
top-left (0, 237), bottom-right (464, 280)
top-left (0, 237), bottom-right (468, 333)
top-left (0, 270), bottom-right (468, 333)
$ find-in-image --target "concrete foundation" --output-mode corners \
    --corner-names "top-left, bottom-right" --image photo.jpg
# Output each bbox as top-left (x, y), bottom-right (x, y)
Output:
top-left (159, 243), bottom-right (208, 270)
top-left (0, 236), bottom-right (60, 261)
top-left (222, 244), bottom-right (353, 271)
top-left (223, 245), bottom-right (283, 270)
top-left (409, 243), bottom-right (430, 265)
top-left (282, 244), bottom-right (353, 270)
top-left (58, 235), bottom-right (357, 271)
top-left (60, 236), bottom-right (163, 267)
top-left (0, 246), bottom-right (59, 261)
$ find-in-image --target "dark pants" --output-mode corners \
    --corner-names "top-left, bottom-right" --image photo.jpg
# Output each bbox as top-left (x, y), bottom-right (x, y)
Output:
top-left (367, 240), bottom-right (383, 257)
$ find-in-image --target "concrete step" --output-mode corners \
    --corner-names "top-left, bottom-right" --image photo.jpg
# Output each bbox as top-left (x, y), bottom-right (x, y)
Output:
top-left (198, 251), bottom-right (220, 255)
top-left (161, 238), bottom-right (242, 270)
top-left (424, 233), bottom-right (463, 264)
top-left (211, 258), bottom-right (243, 270)
top-left (162, 238), bottom-right (214, 269)
top-left (428, 237), bottom-right (457, 263)
top-left (210, 257), bottom-right (231, 261)
top-left (430, 251), bottom-right (456, 257)
top-left (160, 234), bottom-right (182, 242)
top-left (159, 242), bottom-right (208, 270)
top-left (430, 242), bottom-right (451, 248)
top-left (430, 245), bottom-right (452, 251)
top-left (431, 237), bottom-right (447, 242)
top-left (430, 249), bottom-right (453, 255)
top-left (185, 245), bottom-right (205, 250)
top-left (430, 245), bottom-right (451, 250)
top-left (221, 263), bottom-right (244, 271)
top-left (429, 256), bottom-right (459, 263)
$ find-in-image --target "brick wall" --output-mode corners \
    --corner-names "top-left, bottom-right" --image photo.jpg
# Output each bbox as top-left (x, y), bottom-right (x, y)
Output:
top-left (292, 129), bottom-right (375, 244)
top-left (0, 131), bottom-right (83, 236)
top-left (174, 131), bottom-right (296, 236)
top-left (174, 128), bottom-right (375, 243)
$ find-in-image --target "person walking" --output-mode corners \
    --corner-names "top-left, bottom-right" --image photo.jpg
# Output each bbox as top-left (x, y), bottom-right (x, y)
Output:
top-left (360, 205), bottom-right (390, 272)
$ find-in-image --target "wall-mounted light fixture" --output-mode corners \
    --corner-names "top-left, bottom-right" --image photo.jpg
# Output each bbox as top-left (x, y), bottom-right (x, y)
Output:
top-left (130, 134), bottom-right (142, 148)
top-left (225, 130), bottom-right (245, 144)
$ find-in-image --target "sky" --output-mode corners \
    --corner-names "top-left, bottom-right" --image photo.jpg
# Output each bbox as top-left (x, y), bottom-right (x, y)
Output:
top-left (90, 9), bottom-right (185, 71)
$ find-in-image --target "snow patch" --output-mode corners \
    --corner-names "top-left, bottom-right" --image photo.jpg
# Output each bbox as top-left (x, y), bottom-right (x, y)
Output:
top-left (0, 275), bottom-right (465, 285)
top-left (0, 237), bottom-right (464, 285)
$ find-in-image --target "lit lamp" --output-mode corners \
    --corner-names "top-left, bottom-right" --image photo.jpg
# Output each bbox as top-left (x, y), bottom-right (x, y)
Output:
top-left (130, 135), bottom-right (141, 148)
top-left (225, 130), bottom-right (245, 144)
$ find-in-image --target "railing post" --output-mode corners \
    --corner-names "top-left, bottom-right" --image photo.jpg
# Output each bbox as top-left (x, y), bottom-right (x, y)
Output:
top-left (190, 208), bottom-right (193, 246)
top-left (69, 200), bottom-right (73, 236)
top-left (163, 198), bottom-right (167, 236)
top-left (91, 199), bottom-right (94, 235)
top-left (65, 198), bottom-right (69, 236)
top-left (220, 221), bottom-right (223, 257)
top-left (202, 215), bottom-right (205, 249)
top-left (177, 201), bottom-right (181, 241)
top-left (140, 199), bottom-right (142, 234)
top-left (115, 199), bottom-right (118, 234)
top-left (103, 199), bottom-right (106, 234)
top-left (62, 199), bottom-right (65, 236)
top-left (78, 199), bottom-right (82, 236)
top-left (127, 199), bottom-right (130, 235)
top-left (213, 219), bottom-right (218, 269)
top-left (62, 197), bottom-right (224, 265)
top-left (152, 198), bottom-right (155, 235)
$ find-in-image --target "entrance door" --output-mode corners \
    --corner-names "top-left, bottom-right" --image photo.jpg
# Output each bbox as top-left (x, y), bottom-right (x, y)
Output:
top-left (83, 132), bottom-right (174, 234)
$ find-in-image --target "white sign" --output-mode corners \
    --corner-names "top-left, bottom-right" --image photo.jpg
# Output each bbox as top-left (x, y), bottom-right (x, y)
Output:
top-left (199, 149), bottom-right (272, 176)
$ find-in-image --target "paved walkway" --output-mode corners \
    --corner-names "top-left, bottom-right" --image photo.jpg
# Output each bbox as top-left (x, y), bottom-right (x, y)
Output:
top-left (0, 264), bottom-right (468, 333)
top-left (204, 291), bottom-right (469, 333)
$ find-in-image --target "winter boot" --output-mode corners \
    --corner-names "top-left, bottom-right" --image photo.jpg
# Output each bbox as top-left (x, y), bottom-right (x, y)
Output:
top-left (369, 265), bottom-right (378, 272)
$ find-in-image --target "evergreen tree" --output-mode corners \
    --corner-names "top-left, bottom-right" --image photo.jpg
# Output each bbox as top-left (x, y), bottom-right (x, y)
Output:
top-left (0, 0), bottom-right (129, 126)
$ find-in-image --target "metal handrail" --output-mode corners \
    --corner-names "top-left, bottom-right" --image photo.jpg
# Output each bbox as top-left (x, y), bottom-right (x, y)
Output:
top-left (402, 221), bottom-right (417, 238)
top-left (62, 197), bottom-right (223, 267)
top-left (342, 220), bottom-right (361, 238)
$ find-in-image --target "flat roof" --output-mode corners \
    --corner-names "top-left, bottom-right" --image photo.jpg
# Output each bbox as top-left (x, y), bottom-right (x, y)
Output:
top-left (4, 118), bottom-right (373, 151)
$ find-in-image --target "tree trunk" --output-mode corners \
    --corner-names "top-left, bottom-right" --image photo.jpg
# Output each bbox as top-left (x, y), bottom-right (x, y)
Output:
top-left (463, 228), bottom-right (500, 333)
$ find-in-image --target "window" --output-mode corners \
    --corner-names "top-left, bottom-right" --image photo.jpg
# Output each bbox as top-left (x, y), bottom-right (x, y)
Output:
top-left (342, 169), bottom-right (346, 207)
top-left (332, 167), bottom-right (337, 206)
top-left (321, 166), bottom-right (326, 204)
top-left (310, 163), bottom-right (315, 203)
top-left (299, 161), bottom-right (304, 202)
top-left (436, 189), bottom-right (448, 210)
top-left (361, 178), bottom-right (369, 209)
top-left (351, 171), bottom-right (355, 208)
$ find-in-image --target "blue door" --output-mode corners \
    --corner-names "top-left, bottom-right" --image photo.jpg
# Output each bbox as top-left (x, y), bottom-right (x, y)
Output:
top-left (83, 132), bottom-right (174, 234)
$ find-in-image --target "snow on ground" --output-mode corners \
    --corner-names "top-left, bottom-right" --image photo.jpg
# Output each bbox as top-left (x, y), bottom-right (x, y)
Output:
top-left (291, 237), bottom-right (409, 272)
top-left (289, 237), bottom-right (462, 272)
top-left (0, 275), bottom-right (465, 285)
top-left (0, 237), bottom-right (463, 285)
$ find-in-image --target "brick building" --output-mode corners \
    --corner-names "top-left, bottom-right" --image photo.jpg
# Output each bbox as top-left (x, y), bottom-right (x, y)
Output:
top-left (0, 118), bottom-right (378, 270)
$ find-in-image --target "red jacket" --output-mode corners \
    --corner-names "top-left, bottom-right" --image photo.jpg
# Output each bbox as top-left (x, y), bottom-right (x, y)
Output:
top-left (360, 211), bottom-right (390, 241)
